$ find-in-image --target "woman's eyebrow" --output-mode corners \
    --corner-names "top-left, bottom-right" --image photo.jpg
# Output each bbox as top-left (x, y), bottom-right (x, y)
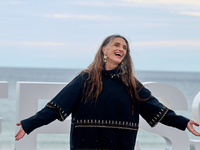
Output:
top-left (114, 42), bottom-right (120, 44)
top-left (114, 42), bottom-right (127, 48)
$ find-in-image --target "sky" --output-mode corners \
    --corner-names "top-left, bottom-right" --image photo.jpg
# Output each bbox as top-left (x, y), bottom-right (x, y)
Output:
top-left (0, 0), bottom-right (200, 72)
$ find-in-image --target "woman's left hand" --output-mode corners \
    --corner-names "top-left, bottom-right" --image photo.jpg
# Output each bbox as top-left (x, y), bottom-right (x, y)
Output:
top-left (187, 120), bottom-right (200, 136)
top-left (15, 122), bottom-right (26, 141)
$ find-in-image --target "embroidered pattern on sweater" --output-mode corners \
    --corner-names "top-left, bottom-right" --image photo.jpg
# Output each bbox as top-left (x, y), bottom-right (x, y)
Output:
top-left (46, 101), bottom-right (68, 121)
top-left (74, 119), bottom-right (138, 131)
top-left (149, 105), bottom-right (168, 127)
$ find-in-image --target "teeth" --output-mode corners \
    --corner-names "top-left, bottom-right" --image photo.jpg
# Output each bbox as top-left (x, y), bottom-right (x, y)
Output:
top-left (115, 53), bottom-right (122, 56)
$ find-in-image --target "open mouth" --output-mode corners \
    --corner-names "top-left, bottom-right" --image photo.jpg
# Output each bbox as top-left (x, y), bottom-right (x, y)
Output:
top-left (115, 52), bottom-right (122, 57)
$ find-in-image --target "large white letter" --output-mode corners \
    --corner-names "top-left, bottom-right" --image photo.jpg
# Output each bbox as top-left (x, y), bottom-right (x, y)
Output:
top-left (0, 81), bottom-right (8, 148)
top-left (190, 91), bottom-right (200, 150)
top-left (15, 82), bottom-right (70, 150)
top-left (192, 91), bottom-right (200, 124)
top-left (137, 82), bottom-right (189, 150)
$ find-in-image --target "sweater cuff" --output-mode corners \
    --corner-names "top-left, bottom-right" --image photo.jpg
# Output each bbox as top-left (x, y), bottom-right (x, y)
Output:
top-left (20, 106), bottom-right (59, 134)
top-left (160, 109), bottom-right (190, 131)
top-left (21, 119), bottom-right (33, 134)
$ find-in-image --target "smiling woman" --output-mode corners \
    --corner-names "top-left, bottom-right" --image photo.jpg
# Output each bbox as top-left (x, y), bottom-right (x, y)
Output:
top-left (15, 34), bottom-right (200, 150)
top-left (102, 37), bottom-right (127, 70)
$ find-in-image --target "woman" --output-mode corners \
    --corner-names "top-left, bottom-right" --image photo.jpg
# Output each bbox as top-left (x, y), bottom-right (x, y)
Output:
top-left (15, 35), bottom-right (200, 149)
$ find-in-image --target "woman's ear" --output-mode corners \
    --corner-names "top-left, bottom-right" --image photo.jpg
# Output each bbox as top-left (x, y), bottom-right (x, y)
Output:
top-left (102, 46), bottom-right (106, 54)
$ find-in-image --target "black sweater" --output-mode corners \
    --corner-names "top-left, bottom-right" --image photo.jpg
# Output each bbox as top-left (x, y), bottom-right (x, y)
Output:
top-left (21, 68), bottom-right (190, 150)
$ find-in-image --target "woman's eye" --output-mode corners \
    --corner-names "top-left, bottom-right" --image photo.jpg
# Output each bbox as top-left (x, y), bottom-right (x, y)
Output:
top-left (123, 45), bottom-right (127, 50)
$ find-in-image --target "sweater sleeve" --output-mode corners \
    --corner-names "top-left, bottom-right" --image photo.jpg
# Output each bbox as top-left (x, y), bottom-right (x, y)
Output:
top-left (46, 73), bottom-right (86, 121)
top-left (21, 106), bottom-right (59, 134)
top-left (139, 94), bottom-right (168, 127)
top-left (160, 109), bottom-right (190, 130)
top-left (21, 73), bottom-right (87, 134)
top-left (138, 81), bottom-right (189, 130)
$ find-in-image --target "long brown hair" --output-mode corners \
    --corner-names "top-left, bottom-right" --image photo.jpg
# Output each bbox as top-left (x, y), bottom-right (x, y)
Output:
top-left (81, 35), bottom-right (142, 114)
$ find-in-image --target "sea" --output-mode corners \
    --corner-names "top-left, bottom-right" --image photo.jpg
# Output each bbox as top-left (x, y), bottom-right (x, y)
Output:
top-left (0, 67), bottom-right (200, 149)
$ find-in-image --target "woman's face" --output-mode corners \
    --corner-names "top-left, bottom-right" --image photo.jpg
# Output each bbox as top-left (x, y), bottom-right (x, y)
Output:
top-left (102, 37), bottom-right (127, 70)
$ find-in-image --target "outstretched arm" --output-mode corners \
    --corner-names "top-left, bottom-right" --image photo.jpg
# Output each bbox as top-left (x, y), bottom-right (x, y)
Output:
top-left (15, 106), bottom-right (59, 141)
top-left (187, 120), bottom-right (200, 136)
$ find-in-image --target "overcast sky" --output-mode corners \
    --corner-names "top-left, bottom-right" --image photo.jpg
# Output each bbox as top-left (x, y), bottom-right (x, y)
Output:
top-left (0, 0), bottom-right (200, 72)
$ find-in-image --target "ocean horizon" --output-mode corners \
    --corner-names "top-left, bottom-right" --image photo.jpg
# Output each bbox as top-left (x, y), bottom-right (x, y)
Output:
top-left (0, 67), bottom-right (200, 149)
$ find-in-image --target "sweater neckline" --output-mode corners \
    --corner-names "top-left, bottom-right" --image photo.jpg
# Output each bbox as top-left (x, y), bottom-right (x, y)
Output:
top-left (103, 67), bottom-right (121, 79)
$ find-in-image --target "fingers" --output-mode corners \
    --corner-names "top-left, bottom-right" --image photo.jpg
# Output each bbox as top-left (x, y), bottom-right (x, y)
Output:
top-left (190, 127), bottom-right (200, 136)
top-left (193, 121), bottom-right (200, 127)
top-left (15, 127), bottom-right (26, 141)
top-left (16, 122), bottom-right (21, 126)
top-left (193, 130), bottom-right (200, 136)
top-left (187, 120), bottom-right (200, 136)
top-left (15, 128), bottom-right (21, 138)
top-left (15, 122), bottom-right (22, 139)
top-left (15, 123), bottom-right (26, 141)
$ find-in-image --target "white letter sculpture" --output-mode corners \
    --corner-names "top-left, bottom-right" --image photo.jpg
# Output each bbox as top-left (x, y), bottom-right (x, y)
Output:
top-left (15, 82), bottom-right (70, 150)
top-left (15, 81), bottom-right (196, 150)
top-left (0, 81), bottom-right (8, 148)
top-left (190, 91), bottom-right (200, 150)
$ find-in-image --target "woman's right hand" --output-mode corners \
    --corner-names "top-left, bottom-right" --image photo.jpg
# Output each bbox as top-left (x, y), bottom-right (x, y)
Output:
top-left (15, 122), bottom-right (26, 141)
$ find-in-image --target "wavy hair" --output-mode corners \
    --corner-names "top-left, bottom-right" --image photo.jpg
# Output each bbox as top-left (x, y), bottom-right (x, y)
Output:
top-left (81, 34), bottom-right (142, 114)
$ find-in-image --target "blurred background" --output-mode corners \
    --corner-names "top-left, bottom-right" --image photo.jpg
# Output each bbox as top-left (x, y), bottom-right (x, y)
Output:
top-left (0, 0), bottom-right (200, 72)
top-left (0, 0), bottom-right (200, 149)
